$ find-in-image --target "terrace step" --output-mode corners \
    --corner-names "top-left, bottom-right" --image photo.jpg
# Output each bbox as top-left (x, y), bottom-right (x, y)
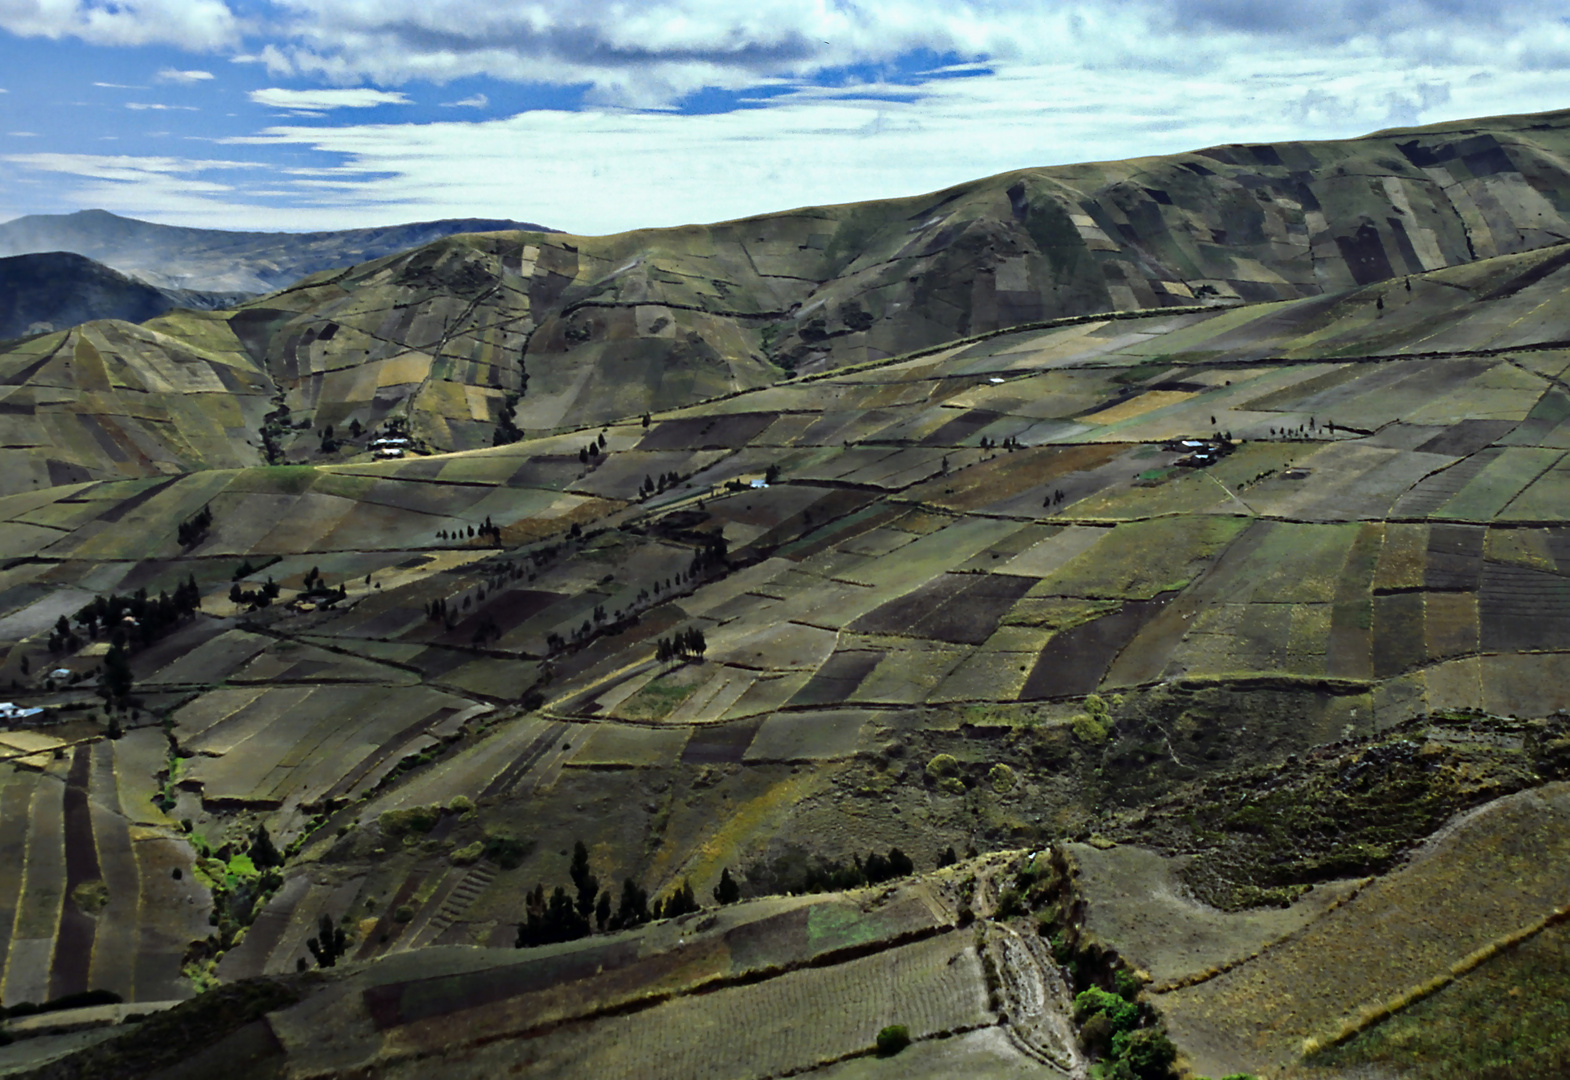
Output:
top-left (420, 863), bottom-right (498, 942)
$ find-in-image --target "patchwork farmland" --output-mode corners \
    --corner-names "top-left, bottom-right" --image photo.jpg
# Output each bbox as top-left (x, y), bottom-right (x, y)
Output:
top-left (5, 108), bottom-right (1570, 1077)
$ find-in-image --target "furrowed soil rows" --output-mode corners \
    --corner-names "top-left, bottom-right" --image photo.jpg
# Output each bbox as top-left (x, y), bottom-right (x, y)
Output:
top-left (379, 931), bottom-right (990, 1080)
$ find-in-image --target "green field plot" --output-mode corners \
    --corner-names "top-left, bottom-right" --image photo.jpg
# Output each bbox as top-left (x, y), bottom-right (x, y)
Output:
top-left (710, 620), bottom-right (838, 671)
top-left (928, 646), bottom-right (1038, 702)
top-left (744, 710), bottom-right (872, 761)
top-left (615, 663), bottom-right (710, 721)
top-left (1235, 521), bottom-right (1363, 604)
top-left (847, 643), bottom-right (969, 704)
top-left (1497, 453), bottom-right (1570, 521)
top-left (842, 516), bottom-right (1027, 590)
top-left (1313, 919), bottom-right (1570, 1080)
top-left (1030, 515), bottom-right (1249, 599)
top-left (1433, 447), bottom-right (1564, 520)
top-left (567, 725), bottom-right (691, 768)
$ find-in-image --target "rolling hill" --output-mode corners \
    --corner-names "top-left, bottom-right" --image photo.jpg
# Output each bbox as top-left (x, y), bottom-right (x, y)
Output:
top-left (1, 109), bottom-right (1570, 1080)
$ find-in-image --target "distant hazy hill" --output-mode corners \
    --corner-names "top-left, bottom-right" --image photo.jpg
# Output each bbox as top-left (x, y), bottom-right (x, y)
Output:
top-left (0, 251), bottom-right (252, 340)
top-left (0, 209), bottom-right (555, 293)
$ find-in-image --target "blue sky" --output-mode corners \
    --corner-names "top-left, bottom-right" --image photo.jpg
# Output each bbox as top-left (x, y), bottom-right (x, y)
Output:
top-left (2, 1), bottom-right (1569, 235)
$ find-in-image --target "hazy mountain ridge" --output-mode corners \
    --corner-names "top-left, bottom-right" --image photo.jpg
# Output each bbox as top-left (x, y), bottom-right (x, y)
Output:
top-left (0, 209), bottom-right (556, 293)
top-left (0, 251), bottom-right (252, 341)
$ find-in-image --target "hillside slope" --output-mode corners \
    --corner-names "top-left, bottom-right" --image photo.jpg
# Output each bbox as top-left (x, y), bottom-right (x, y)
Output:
top-left (0, 166), bottom-right (1569, 1076)
top-left (5, 107), bottom-right (1570, 485)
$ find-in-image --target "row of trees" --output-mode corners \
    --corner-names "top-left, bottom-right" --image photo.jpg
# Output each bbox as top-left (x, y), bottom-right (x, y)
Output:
top-left (176, 505), bottom-right (213, 548)
top-left (228, 577), bottom-right (281, 611)
top-left (436, 517), bottom-right (502, 544)
top-left (655, 627), bottom-right (708, 664)
top-left (516, 842), bottom-right (706, 949)
top-left (639, 470), bottom-right (685, 497)
top-left (743, 846), bottom-right (918, 897)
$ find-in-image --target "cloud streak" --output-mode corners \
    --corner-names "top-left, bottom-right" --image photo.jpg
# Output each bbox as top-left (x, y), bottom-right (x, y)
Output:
top-left (248, 87), bottom-right (412, 110)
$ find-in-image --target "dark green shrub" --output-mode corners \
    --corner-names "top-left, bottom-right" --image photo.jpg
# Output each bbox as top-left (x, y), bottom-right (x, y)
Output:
top-left (1074, 987), bottom-right (1138, 1032)
top-left (483, 834), bottom-right (529, 869)
top-left (1114, 967), bottom-right (1144, 1000)
top-left (1080, 1011), bottom-right (1114, 1056)
top-left (1116, 1027), bottom-right (1178, 1079)
top-left (875, 1024), bottom-right (910, 1056)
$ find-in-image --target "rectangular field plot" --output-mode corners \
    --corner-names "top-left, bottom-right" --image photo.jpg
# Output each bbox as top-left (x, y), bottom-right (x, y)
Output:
top-left (567, 725), bottom-right (690, 768)
top-left (1021, 594), bottom-right (1176, 698)
top-left (848, 644), bottom-right (969, 704)
top-left (1030, 516), bottom-right (1248, 600)
top-left (180, 684), bottom-right (472, 808)
top-left (744, 710), bottom-right (873, 762)
top-left (850, 573), bottom-right (1034, 645)
top-left (441, 932), bottom-right (989, 1080)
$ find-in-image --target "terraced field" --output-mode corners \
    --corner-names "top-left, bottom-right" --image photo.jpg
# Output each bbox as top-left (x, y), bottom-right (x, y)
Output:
top-left (5, 108), bottom-right (1570, 1077)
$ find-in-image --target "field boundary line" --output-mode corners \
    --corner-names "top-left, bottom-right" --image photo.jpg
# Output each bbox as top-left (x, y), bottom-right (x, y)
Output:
top-left (336, 922), bottom-right (957, 1073)
top-left (1146, 876), bottom-right (1377, 996)
top-left (1299, 899), bottom-right (1570, 1058)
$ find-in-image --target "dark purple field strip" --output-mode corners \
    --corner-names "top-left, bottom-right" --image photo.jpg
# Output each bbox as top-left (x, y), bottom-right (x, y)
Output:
top-left (787, 651), bottom-right (885, 708)
top-left (50, 746), bottom-right (100, 999)
top-left (93, 476), bottom-right (181, 523)
top-left (919, 408), bottom-right (1004, 447)
top-left (1371, 593), bottom-right (1426, 679)
top-left (745, 489), bottom-right (882, 559)
top-left (850, 574), bottom-right (969, 637)
top-left (1424, 523), bottom-right (1485, 591)
top-left (681, 717), bottom-right (765, 765)
top-left (441, 588), bottom-right (565, 645)
top-left (549, 605), bottom-right (682, 686)
top-left (1480, 563), bottom-right (1570, 650)
top-left (481, 722), bottom-right (567, 798)
top-left (1020, 593), bottom-right (1175, 699)
top-left (774, 502), bottom-right (908, 562)
top-left (1413, 419), bottom-right (1518, 457)
top-left (912, 574), bottom-right (1037, 645)
top-left (635, 412), bottom-right (777, 452)
top-left (366, 937), bottom-right (642, 1029)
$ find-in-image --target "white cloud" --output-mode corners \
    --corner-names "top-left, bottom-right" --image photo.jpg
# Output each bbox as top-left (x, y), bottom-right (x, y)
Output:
top-left (201, 52), bottom-right (1570, 234)
top-left (156, 68), bottom-right (215, 84)
top-left (441, 93), bottom-right (488, 108)
top-left (247, 87), bottom-right (411, 110)
top-left (7, 132), bottom-right (36, 137)
top-left (0, 0), bottom-right (239, 51)
top-left (93, 82), bottom-right (142, 89)
top-left (244, 1), bottom-right (1570, 107)
top-left (127, 103), bottom-right (200, 111)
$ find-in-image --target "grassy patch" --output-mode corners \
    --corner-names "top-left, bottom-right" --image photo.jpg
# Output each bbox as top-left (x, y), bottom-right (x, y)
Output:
top-left (1310, 921), bottom-right (1570, 1080)
top-left (618, 667), bottom-right (703, 721)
